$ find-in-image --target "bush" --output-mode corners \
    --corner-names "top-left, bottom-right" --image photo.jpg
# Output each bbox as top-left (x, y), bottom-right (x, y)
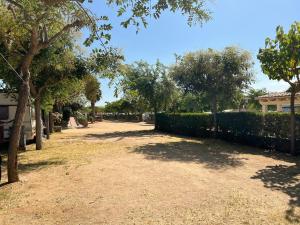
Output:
top-left (77, 117), bottom-right (88, 127)
top-left (52, 112), bottom-right (62, 126)
top-left (156, 112), bottom-right (300, 153)
top-left (74, 112), bottom-right (88, 127)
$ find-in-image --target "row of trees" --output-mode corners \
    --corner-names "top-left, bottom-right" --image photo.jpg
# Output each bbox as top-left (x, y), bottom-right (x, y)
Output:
top-left (0, 0), bottom-right (211, 183)
top-left (111, 20), bottom-right (300, 156)
top-left (107, 47), bottom-right (256, 119)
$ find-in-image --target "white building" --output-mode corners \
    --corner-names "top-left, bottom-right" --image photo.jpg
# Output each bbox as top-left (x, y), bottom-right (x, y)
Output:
top-left (258, 92), bottom-right (300, 113)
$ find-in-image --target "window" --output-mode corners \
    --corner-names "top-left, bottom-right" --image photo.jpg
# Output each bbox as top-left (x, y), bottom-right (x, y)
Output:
top-left (0, 106), bottom-right (9, 120)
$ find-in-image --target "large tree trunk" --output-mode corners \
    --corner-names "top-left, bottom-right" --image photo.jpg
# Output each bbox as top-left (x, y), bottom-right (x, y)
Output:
top-left (91, 101), bottom-right (95, 123)
top-left (290, 89), bottom-right (296, 155)
top-left (8, 75), bottom-right (30, 183)
top-left (34, 95), bottom-right (42, 150)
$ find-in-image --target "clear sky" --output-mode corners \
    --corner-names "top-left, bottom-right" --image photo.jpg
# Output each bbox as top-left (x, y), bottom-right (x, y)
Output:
top-left (83, 0), bottom-right (300, 106)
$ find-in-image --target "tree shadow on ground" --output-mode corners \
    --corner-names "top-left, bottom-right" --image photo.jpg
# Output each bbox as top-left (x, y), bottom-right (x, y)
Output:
top-left (18, 159), bottom-right (66, 173)
top-left (1, 158), bottom-right (66, 175)
top-left (252, 162), bottom-right (300, 223)
top-left (83, 130), bottom-right (157, 141)
top-left (130, 140), bottom-right (248, 170)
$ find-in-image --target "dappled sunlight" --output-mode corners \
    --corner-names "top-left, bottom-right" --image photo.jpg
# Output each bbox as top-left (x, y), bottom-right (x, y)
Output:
top-left (252, 163), bottom-right (300, 223)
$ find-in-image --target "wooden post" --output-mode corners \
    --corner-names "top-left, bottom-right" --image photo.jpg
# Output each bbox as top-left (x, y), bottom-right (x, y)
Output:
top-left (19, 126), bottom-right (26, 151)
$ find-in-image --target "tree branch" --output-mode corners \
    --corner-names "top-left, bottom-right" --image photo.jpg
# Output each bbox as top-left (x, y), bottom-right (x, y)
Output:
top-left (38, 20), bottom-right (84, 49)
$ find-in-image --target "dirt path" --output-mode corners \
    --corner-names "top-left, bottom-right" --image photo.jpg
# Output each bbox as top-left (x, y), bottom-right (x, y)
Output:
top-left (0, 121), bottom-right (299, 225)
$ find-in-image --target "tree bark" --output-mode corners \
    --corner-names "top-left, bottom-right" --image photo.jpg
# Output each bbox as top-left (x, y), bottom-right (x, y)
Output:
top-left (8, 76), bottom-right (30, 183)
top-left (45, 112), bottom-right (50, 140)
top-left (49, 111), bottom-right (54, 133)
top-left (290, 88), bottom-right (296, 155)
top-left (34, 95), bottom-right (42, 150)
top-left (91, 101), bottom-right (95, 123)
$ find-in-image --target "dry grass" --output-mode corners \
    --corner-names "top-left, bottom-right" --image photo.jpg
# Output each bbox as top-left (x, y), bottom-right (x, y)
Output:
top-left (0, 121), bottom-right (299, 225)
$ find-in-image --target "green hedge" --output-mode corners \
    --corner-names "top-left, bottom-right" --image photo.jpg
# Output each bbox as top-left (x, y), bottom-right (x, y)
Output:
top-left (156, 112), bottom-right (300, 153)
top-left (103, 113), bottom-right (141, 121)
top-left (156, 113), bottom-right (213, 137)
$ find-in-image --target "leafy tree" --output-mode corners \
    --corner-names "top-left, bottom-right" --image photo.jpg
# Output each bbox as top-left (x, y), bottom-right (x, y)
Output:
top-left (257, 22), bottom-right (300, 154)
top-left (104, 99), bottom-right (134, 113)
top-left (84, 74), bottom-right (102, 118)
top-left (171, 47), bottom-right (253, 131)
top-left (121, 61), bottom-right (176, 115)
top-left (176, 92), bottom-right (210, 112)
top-left (246, 88), bottom-right (267, 111)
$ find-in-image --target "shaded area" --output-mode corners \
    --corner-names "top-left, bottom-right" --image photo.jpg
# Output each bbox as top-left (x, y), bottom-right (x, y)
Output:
top-left (83, 130), bottom-right (157, 141)
top-left (1, 158), bottom-right (66, 179)
top-left (18, 159), bottom-right (66, 173)
top-left (252, 162), bottom-right (300, 223)
top-left (130, 140), bottom-right (248, 170)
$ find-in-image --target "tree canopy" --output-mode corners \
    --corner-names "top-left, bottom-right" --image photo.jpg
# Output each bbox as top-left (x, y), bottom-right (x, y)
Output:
top-left (257, 22), bottom-right (300, 154)
top-left (170, 47), bottom-right (254, 128)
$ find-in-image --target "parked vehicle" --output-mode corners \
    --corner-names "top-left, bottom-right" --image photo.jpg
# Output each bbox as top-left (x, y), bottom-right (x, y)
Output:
top-left (0, 93), bottom-right (36, 143)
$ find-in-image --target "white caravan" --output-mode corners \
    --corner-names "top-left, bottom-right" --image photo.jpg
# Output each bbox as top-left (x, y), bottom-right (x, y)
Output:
top-left (0, 93), bottom-right (36, 143)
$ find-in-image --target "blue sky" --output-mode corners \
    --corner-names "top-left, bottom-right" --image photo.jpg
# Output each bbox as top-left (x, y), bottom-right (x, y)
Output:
top-left (83, 0), bottom-right (300, 106)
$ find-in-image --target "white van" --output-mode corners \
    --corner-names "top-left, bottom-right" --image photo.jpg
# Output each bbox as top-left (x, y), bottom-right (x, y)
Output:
top-left (0, 93), bottom-right (36, 143)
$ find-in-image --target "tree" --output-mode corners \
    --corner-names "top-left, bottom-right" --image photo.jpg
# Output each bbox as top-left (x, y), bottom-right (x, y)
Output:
top-left (84, 74), bottom-right (101, 119)
top-left (171, 47), bottom-right (253, 131)
top-left (121, 61), bottom-right (176, 115)
top-left (257, 22), bottom-right (300, 155)
top-left (1, 0), bottom-right (211, 183)
top-left (246, 88), bottom-right (267, 111)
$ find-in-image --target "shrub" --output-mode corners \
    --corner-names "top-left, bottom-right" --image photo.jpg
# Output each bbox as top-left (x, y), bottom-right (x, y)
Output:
top-left (156, 112), bottom-right (300, 153)
top-left (52, 112), bottom-right (62, 126)
top-left (77, 117), bottom-right (88, 127)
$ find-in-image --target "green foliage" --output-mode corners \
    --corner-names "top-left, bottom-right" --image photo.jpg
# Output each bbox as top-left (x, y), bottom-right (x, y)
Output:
top-left (74, 112), bottom-right (88, 127)
top-left (156, 113), bottom-right (213, 137)
top-left (246, 88), bottom-right (267, 111)
top-left (121, 60), bottom-right (177, 113)
top-left (102, 113), bottom-right (140, 121)
top-left (258, 22), bottom-right (300, 85)
top-left (156, 112), bottom-right (300, 152)
top-left (104, 99), bottom-right (135, 113)
top-left (84, 74), bottom-right (101, 103)
top-left (107, 0), bottom-right (211, 29)
top-left (170, 47), bottom-right (254, 113)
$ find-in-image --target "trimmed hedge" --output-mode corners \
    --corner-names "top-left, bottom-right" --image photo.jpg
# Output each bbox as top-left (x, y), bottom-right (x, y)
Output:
top-left (103, 113), bottom-right (141, 122)
top-left (156, 112), bottom-right (300, 153)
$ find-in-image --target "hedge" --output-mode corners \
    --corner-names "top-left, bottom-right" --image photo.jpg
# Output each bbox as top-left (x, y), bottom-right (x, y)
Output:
top-left (155, 112), bottom-right (300, 153)
top-left (103, 113), bottom-right (141, 122)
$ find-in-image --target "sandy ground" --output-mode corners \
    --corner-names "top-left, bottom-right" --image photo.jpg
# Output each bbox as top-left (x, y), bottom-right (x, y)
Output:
top-left (0, 121), bottom-right (299, 225)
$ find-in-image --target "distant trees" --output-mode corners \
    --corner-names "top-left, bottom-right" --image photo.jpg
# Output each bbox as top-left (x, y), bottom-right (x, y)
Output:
top-left (258, 22), bottom-right (300, 155)
top-left (84, 75), bottom-right (101, 119)
top-left (170, 47), bottom-right (254, 130)
top-left (121, 61), bottom-right (177, 115)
